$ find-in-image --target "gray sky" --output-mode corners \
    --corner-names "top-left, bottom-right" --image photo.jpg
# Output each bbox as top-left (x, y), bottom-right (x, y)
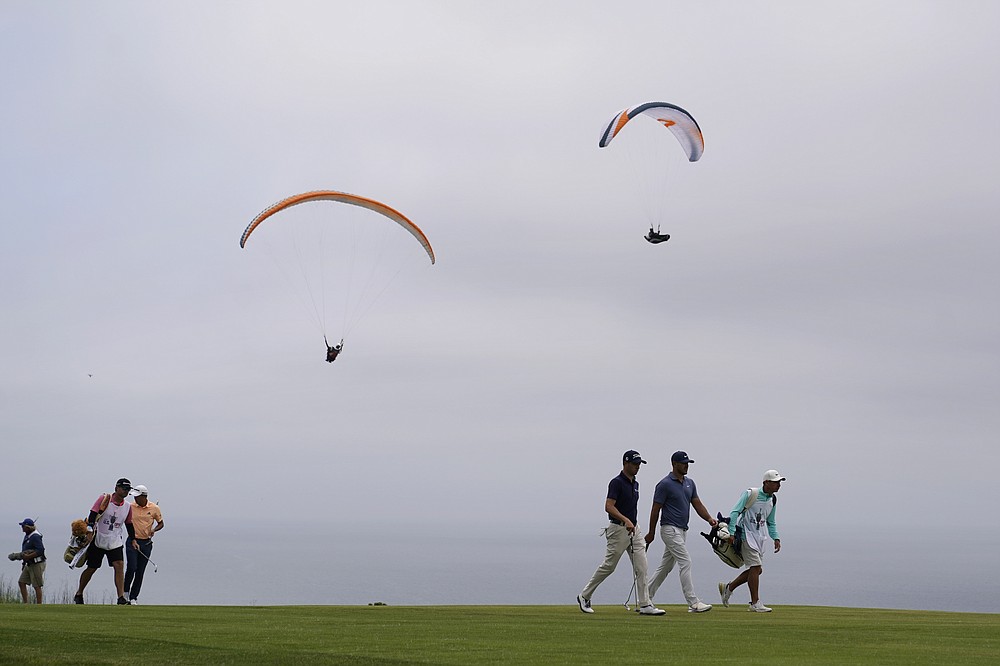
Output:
top-left (3, 1), bottom-right (998, 557)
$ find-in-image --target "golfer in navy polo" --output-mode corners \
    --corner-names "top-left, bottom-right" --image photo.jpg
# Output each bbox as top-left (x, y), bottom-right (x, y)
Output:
top-left (577, 450), bottom-right (665, 615)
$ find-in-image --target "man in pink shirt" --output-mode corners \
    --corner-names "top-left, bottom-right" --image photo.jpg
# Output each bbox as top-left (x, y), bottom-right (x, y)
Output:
top-left (73, 478), bottom-right (136, 605)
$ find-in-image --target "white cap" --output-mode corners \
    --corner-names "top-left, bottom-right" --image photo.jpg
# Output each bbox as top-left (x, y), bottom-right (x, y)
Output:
top-left (130, 484), bottom-right (149, 496)
top-left (763, 470), bottom-right (785, 482)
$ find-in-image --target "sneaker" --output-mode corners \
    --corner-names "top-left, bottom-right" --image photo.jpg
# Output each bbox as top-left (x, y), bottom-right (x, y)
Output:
top-left (688, 601), bottom-right (712, 613)
top-left (718, 581), bottom-right (732, 607)
top-left (117, 596), bottom-right (130, 605)
top-left (129, 599), bottom-right (138, 605)
top-left (576, 594), bottom-right (594, 614)
top-left (748, 601), bottom-right (772, 612)
top-left (73, 594), bottom-right (84, 605)
top-left (638, 605), bottom-right (666, 616)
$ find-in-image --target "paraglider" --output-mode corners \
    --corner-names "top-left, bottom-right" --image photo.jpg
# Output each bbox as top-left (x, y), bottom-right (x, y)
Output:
top-left (644, 226), bottom-right (670, 244)
top-left (240, 191), bottom-right (435, 363)
top-left (325, 338), bottom-right (343, 363)
top-left (598, 101), bottom-right (704, 243)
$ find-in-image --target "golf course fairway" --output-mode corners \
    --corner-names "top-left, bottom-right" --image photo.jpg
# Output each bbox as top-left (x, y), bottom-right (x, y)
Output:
top-left (1, 604), bottom-right (997, 664)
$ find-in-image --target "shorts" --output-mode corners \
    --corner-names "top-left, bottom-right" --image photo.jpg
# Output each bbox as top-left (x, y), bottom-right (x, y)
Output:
top-left (85, 544), bottom-right (124, 569)
top-left (19, 562), bottom-right (45, 588)
top-left (742, 545), bottom-right (764, 568)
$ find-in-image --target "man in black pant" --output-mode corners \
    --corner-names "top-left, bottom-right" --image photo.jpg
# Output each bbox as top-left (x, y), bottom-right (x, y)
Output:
top-left (124, 484), bottom-right (163, 605)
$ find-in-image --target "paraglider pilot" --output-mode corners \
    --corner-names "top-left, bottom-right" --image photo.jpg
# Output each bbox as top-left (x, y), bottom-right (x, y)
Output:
top-left (325, 338), bottom-right (343, 363)
top-left (645, 226), bottom-right (670, 244)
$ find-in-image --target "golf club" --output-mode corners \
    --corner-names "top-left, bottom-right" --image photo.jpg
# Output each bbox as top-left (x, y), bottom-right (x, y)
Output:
top-left (136, 546), bottom-right (158, 573)
top-left (623, 576), bottom-right (637, 610)
top-left (623, 535), bottom-right (638, 611)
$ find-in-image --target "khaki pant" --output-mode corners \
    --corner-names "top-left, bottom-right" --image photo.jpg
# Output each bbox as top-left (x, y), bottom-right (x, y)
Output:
top-left (18, 562), bottom-right (45, 589)
top-left (580, 523), bottom-right (650, 606)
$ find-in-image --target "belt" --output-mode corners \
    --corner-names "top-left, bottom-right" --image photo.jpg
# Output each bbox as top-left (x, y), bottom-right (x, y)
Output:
top-left (609, 519), bottom-right (625, 526)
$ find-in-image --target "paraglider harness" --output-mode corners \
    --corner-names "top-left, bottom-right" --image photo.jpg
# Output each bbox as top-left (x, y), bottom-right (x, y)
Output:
top-left (644, 226), bottom-right (670, 244)
top-left (700, 488), bottom-right (776, 569)
top-left (325, 337), bottom-right (343, 363)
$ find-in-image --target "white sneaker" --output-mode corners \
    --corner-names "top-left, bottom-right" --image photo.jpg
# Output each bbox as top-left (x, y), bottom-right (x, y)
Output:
top-left (688, 601), bottom-right (712, 613)
top-left (129, 599), bottom-right (138, 605)
top-left (719, 582), bottom-right (732, 607)
top-left (638, 605), bottom-right (666, 616)
top-left (748, 601), bottom-right (772, 612)
top-left (577, 594), bottom-right (594, 614)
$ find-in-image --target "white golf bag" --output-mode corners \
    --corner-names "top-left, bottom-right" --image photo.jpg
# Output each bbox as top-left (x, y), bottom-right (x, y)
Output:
top-left (700, 514), bottom-right (744, 569)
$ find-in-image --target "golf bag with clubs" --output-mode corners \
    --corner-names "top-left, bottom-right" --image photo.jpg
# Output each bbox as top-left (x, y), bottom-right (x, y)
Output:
top-left (700, 513), bottom-right (744, 568)
top-left (701, 487), bottom-right (778, 569)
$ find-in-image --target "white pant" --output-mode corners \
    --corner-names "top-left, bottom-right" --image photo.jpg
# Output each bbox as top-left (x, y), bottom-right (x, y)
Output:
top-left (647, 524), bottom-right (700, 605)
top-left (580, 523), bottom-right (650, 606)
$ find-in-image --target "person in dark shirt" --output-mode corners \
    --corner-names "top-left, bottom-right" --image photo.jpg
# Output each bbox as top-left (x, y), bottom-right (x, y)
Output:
top-left (576, 450), bottom-right (665, 615)
top-left (9, 518), bottom-right (45, 604)
top-left (644, 226), bottom-right (670, 244)
top-left (325, 338), bottom-right (343, 363)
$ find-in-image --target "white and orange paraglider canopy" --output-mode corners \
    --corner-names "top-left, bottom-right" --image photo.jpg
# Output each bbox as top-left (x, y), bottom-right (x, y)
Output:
top-left (598, 101), bottom-right (704, 162)
top-left (240, 190), bottom-right (435, 265)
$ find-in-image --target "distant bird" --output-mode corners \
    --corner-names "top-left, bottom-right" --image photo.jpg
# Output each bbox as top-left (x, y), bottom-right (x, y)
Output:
top-left (87, 374), bottom-right (93, 378)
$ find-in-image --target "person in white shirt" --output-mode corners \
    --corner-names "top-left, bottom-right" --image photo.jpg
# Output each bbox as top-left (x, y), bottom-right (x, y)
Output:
top-left (74, 478), bottom-right (136, 605)
top-left (718, 470), bottom-right (785, 612)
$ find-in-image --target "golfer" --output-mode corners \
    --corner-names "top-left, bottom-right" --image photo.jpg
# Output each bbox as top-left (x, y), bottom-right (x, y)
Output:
top-left (644, 450), bottom-right (716, 612)
top-left (124, 484), bottom-right (163, 605)
top-left (719, 469), bottom-right (785, 612)
top-left (577, 450), bottom-right (665, 616)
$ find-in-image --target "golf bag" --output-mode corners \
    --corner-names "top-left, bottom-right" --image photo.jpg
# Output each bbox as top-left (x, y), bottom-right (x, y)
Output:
top-left (64, 519), bottom-right (92, 567)
top-left (64, 493), bottom-right (111, 568)
top-left (701, 488), bottom-right (778, 569)
top-left (700, 513), bottom-right (744, 569)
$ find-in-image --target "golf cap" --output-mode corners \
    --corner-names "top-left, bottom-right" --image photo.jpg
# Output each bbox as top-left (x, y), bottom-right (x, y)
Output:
top-left (763, 470), bottom-right (786, 482)
top-left (623, 450), bottom-right (646, 465)
top-left (116, 478), bottom-right (132, 489)
top-left (19, 518), bottom-right (34, 527)
top-left (671, 451), bottom-right (694, 464)
top-left (131, 484), bottom-right (149, 496)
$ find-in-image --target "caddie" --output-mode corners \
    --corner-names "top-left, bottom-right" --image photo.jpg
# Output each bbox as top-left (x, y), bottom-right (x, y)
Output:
top-left (719, 470), bottom-right (785, 612)
top-left (74, 478), bottom-right (136, 606)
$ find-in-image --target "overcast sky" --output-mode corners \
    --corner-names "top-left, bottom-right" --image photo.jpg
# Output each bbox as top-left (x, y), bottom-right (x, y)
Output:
top-left (3, 1), bottom-right (998, 564)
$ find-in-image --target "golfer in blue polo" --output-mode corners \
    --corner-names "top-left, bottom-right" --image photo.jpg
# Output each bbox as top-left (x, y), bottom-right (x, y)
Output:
top-left (644, 450), bottom-right (717, 612)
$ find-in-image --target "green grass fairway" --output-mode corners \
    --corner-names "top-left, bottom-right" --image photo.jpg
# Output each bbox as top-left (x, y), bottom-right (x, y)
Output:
top-left (1, 604), bottom-right (997, 665)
